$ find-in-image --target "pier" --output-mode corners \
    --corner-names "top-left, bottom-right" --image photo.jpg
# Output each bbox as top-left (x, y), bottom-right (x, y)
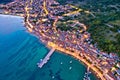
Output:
top-left (37, 48), bottom-right (55, 68)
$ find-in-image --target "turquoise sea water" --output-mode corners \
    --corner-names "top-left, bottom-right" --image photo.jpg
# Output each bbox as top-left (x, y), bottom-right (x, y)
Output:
top-left (0, 14), bottom-right (97, 80)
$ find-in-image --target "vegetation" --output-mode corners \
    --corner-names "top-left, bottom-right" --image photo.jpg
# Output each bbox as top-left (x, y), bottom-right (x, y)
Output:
top-left (57, 21), bottom-right (75, 31)
top-left (57, 0), bottom-right (120, 56)
top-left (85, 1), bottom-right (120, 56)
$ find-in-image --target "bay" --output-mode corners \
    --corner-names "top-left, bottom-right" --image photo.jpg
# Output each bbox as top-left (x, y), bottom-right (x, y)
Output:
top-left (0, 14), bottom-right (97, 80)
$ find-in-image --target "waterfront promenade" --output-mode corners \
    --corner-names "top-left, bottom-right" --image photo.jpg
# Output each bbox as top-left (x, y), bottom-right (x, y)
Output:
top-left (48, 42), bottom-right (106, 80)
top-left (37, 48), bottom-right (55, 68)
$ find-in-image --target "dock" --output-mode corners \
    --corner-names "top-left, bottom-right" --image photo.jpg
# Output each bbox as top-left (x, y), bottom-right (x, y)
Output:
top-left (37, 48), bottom-right (55, 68)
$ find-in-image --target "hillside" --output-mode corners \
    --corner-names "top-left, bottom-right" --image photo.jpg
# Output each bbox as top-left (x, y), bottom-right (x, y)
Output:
top-left (57, 0), bottom-right (120, 56)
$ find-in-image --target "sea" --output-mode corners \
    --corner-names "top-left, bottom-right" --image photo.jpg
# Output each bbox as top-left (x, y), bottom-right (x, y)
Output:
top-left (0, 14), bottom-right (97, 80)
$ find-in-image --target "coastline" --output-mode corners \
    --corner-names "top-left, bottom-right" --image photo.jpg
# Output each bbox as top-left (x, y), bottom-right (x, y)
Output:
top-left (1, 12), bottom-right (105, 79)
top-left (0, 14), bottom-right (24, 18)
top-left (0, 0), bottom-right (119, 79)
top-left (0, 13), bottom-right (24, 17)
top-left (47, 42), bottom-right (105, 80)
top-left (0, 14), bottom-right (99, 79)
top-left (23, 9), bottom-right (106, 79)
top-left (50, 47), bottom-right (99, 80)
top-left (0, 8), bottom-right (107, 79)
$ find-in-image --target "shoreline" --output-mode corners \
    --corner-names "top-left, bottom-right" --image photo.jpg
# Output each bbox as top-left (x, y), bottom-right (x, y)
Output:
top-left (0, 0), bottom-right (119, 79)
top-left (0, 14), bottom-right (24, 19)
top-left (0, 13), bottom-right (24, 17)
top-left (55, 48), bottom-right (99, 79)
top-left (0, 14), bottom-right (98, 80)
top-left (24, 13), bottom-right (102, 79)
top-left (47, 42), bottom-right (105, 80)
top-left (24, 11), bottom-right (106, 79)
top-left (0, 14), bottom-right (105, 80)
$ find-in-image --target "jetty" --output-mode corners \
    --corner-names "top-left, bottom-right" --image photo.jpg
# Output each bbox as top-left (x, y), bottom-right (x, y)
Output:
top-left (37, 48), bottom-right (55, 68)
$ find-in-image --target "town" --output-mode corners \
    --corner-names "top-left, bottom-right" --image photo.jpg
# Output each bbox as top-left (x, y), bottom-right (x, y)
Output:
top-left (0, 0), bottom-right (120, 80)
